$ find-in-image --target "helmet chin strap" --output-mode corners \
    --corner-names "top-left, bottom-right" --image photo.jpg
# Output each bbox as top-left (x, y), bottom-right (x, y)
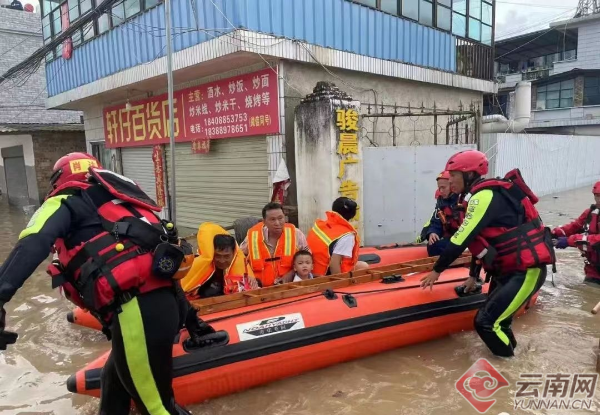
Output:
top-left (462, 172), bottom-right (481, 193)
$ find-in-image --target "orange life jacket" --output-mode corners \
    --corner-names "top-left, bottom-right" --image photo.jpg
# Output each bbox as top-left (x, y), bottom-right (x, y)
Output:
top-left (307, 211), bottom-right (360, 276)
top-left (246, 222), bottom-right (297, 287)
top-left (181, 222), bottom-right (254, 295)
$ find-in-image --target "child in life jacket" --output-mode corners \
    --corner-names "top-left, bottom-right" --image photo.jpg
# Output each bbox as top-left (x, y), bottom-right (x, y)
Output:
top-left (292, 250), bottom-right (315, 282)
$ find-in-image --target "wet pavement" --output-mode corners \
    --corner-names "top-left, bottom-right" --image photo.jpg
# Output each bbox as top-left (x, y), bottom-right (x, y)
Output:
top-left (0, 186), bottom-right (599, 415)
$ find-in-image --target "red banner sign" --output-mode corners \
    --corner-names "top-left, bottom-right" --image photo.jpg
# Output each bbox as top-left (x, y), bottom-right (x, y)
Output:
top-left (152, 145), bottom-right (166, 207)
top-left (191, 137), bottom-right (210, 154)
top-left (60, 3), bottom-right (72, 60)
top-left (103, 69), bottom-right (280, 148)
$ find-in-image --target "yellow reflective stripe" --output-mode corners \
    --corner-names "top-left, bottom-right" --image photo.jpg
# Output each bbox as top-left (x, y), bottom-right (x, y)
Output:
top-left (450, 189), bottom-right (494, 246)
top-left (493, 267), bottom-right (541, 346)
top-left (284, 227), bottom-right (293, 257)
top-left (311, 224), bottom-right (332, 246)
top-left (118, 297), bottom-right (170, 415)
top-left (19, 195), bottom-right (69, 240)
top-left (250, 230), bottom-right (260, 260)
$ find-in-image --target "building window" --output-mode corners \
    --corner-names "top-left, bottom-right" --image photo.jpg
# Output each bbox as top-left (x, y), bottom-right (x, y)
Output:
top-left (468, 17), bottom-right (481, 41)
top-left (419, 0), bottom-right (433, 26)
top-left (469, 0), bottom-right (481, 18)
top-left (536, 80), bottom-right (574, 109)
top-left (452, 12), bottom-right (466, 36)
top-left (83, 20), bottom-right (95, 40)
top-left (563, 49), bottom-right (576, 60)
top-left (98, 12), bottom-right (110, 34)
top-left (112, 2), bottom-right (125, 26)
top-left (124, 0), bottom-right (141, 18)
top-left (380, 0), bottom-right (398, 14)
top-left (68, 0), bottom-right (79, 22)
top-left (584, 76), bottom-right (600, 106)
top-left (436, 4), bottom-right (451, 31)
top-left (42, 15), bottom-right (52, 40)
top-left (465, 0), bottom-right (492, 44)
top-left (42, 0), bottom-right (60, 16)
top-left (354, 0), bottom-right (377, 7)
top-left (145, 0), bottom-right (159, 9)
top-left (403, 0), bottom-right (419, 20)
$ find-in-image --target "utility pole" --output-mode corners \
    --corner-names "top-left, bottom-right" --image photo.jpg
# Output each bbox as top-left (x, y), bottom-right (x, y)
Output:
top-left (165, 0), bottom-right (176, 223)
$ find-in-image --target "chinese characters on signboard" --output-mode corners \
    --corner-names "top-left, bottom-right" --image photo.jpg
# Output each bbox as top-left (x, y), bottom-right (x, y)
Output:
top-left (191, 137), bottom-right (210, 154)
top-left (335, 108), bottom-right (360, 226)
top-left (152, 145), bottom-right (166, 207)
top-left (103, 68), bottom-right (280, 148)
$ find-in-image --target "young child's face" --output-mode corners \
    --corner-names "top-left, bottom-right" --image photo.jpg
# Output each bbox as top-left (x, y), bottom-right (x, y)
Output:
top-left (293, 254), bottom-right (313, 277)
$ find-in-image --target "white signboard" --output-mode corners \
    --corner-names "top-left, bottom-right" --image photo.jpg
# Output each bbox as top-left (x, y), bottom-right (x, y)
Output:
top-left (236, 313), bottom-right (305, 341)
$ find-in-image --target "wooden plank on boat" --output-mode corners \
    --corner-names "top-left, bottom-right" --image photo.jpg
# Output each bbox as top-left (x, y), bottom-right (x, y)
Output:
top-left (191, 255), bottom-right (471, 314)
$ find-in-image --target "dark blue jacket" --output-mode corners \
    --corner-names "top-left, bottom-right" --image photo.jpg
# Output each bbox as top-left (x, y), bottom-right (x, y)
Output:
top-left (419, 193), bottom-right (459, 242)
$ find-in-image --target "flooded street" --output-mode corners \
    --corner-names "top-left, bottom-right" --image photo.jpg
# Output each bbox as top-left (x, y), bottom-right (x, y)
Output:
top-left (1, 186), bottom-right (599, 415)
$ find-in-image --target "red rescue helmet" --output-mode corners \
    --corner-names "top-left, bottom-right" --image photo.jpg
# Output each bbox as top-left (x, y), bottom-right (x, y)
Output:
top-left (593, 181), bottom-right (600, 195)
top-left (445, 150), bottom-right (488, 176)
top-left (50, 152), bottom-right (101, 188)
top-left (436, 171), bottom-right (451, 181)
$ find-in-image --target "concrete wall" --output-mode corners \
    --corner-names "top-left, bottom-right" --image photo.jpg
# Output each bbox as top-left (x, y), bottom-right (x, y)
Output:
top-left (283, 60), bottom-right (482, 206)
top-left (0, 7), bottom-right (81, 124)
top-left (31, 131), bottom-right (87, 202)
top-left (0, 134), bottom-right (37, 204)
top-left (482, 133), bottom-right (600, 196)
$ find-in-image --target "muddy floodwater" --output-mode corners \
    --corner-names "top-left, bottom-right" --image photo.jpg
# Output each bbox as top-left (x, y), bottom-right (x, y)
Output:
top-left (1, 186), bottom-right (599, 415)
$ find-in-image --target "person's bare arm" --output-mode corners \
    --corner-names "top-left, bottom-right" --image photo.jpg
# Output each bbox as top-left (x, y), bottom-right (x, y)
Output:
top-left (329, 254), bottom-right (343, 275)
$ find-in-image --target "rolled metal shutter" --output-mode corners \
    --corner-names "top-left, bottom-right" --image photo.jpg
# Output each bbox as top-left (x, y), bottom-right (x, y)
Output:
top-left (121, 146), bottom-right (157, 202)
top-left (166, 136), bottom-right (269, 229)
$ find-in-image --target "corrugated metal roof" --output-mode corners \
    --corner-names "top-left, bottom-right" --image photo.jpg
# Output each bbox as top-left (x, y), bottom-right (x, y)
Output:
top-left (46, 0), bottom-right (462, 98)
top-left (47, 29), bottom-right (495, 109)
top-left (0, 123), bottom-right (84, 133)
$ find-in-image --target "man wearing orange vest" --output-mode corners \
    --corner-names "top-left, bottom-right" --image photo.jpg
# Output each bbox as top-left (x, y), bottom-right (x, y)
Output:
top-left (307, 197), bottom-right (369, 275)
top-left (241, 202), bottom-right (309, 287)
top-left (182, 223), bottom-right (258, 297)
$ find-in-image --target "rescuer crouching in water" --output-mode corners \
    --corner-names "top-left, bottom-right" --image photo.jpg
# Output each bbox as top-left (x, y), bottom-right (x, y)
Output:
top-left (420, 150), bottom-right (555, 357)
top-left (552, 181), bottom-right (600, 284)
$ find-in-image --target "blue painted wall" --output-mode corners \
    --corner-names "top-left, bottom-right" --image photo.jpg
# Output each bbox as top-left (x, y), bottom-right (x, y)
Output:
top-left (46, 0), bottom-right (457, 97)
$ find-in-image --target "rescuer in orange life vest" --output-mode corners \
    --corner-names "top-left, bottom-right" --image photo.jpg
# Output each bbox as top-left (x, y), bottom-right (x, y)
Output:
top-left (420, 150), bottom-right (555, 357)
top-left (307, 197), bottom-right (369, 275)
top-left (0, 153), bottom-right (215, 415)
top-left (241, 202), bottom-right (310, 286)
top-left (552, 181), bottom-right (600, 284)
top-left (418, 171), bottom-right (461, 257)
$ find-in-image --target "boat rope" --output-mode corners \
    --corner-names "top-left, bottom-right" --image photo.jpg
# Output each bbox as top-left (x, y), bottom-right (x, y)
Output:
top-left (331, 277), bottom-right (469, 296)
top-left (204, 277), bottom-right (472, 324)
top-left (205, 293), bottom-right (323, 324)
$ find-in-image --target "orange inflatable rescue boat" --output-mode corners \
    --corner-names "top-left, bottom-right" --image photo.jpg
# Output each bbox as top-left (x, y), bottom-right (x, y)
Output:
top-left (67, 256), bottom-right (539, 407)
top-left (67, 243), bottom-right (429, 331)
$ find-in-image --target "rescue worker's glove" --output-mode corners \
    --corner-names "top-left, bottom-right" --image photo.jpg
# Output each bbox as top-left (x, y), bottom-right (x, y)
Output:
top-left (555, 237), bottom-right (569, 249)
top-left (0, 302), bottom-right (18, 351)
top-left (185, 307), bottom-right (216, 343)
